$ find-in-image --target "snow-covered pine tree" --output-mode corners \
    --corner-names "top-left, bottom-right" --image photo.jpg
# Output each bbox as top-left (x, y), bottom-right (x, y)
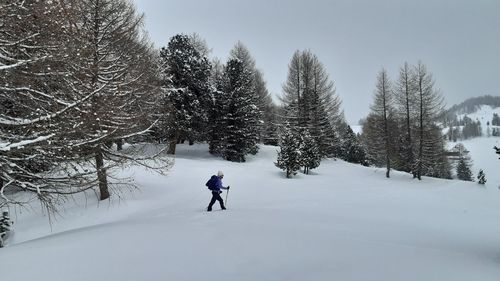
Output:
top-left (281, 50), bottom-right (342, 157)
top-left (339, 124), bottom-right (369, 166)
top-left (477, 169), bottom-right (486, 184)
top-left (456, 158), bottom-right (473, 181)
top-left (160, 34), bottom-right (212, 154)
top-left (208, 58), bottom-right (226, 155)
top-left (219, 59), bottom-right (259, 162)
top-left (299, 129), bottom-right (321, 174)
top-left (229, 42), bottom-right (266, 154)
top-left (275, 123), bottom-right (301, 178)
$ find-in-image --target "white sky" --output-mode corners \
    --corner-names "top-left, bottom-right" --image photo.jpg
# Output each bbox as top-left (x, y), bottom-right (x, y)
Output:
top-left (133, 0), bottom-right (500, 124)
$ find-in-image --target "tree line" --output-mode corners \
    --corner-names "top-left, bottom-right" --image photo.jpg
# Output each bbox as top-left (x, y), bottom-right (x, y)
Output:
top-left (361, 62), bottom-right (451, 180)
top-left (157, 37), bottom-right (277, 162)
top-left (445, 95), bottom-right (500, 116)
top-left (2, 0), bottom-right (483, 213)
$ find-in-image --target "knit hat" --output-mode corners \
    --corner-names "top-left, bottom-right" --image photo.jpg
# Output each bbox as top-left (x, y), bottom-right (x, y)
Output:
top-left (217, 170), bottom-right (224, 177)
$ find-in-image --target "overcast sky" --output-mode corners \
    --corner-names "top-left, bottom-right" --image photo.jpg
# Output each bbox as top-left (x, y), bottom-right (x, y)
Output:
top-left (133, 0), bottom-right (500, 124)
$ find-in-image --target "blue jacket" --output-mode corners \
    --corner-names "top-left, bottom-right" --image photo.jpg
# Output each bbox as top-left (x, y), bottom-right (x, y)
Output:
top-left (210, 175), bottom-right (228, 193)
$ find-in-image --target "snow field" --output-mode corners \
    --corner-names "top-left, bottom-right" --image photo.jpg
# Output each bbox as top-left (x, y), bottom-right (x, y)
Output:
top-left (1, 143), bottom-right (500, 281)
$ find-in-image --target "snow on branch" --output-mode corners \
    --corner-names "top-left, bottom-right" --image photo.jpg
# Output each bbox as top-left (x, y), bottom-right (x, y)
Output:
top-left (0, 83), bottom-right (108, 126)
top-left (0, 60), bottom-right (31, 71)
top-left (0, 86), bottom-right (72, 107)
top-left (0, 134), bottom-right (55, 151)
top-left (119, 119), bottom-right (160, 140)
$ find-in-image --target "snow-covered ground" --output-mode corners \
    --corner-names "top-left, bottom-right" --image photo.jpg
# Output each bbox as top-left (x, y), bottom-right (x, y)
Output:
top-left (1, 143), bottom-right (500, 281)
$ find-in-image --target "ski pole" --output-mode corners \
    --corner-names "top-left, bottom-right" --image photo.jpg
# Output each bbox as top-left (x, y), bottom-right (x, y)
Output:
top-left (225, 187), bottom-right (230, 206)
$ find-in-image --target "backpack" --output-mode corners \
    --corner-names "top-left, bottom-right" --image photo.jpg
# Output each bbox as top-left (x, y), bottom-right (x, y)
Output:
top-left (205, 175), bottom-right (218, 190)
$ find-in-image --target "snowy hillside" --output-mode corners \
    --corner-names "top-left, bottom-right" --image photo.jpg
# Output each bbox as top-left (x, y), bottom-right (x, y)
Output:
top-left (456, 105), bottom-right (500, 132)
top-left (1, 144), bottom-right (500, 281)
top-left (450, 105), bottom-right (500, 185)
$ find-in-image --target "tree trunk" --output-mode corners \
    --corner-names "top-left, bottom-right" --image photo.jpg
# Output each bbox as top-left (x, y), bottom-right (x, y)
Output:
top-left (382, 72), bottom-right (390, 178)
top-left (167, 131), bottom-right (180, 154)
top-left (418, 79), bottom-right (423, 181)
top-left (386, 155), bottom-right (390, 178)
top-left (403, 64), bottom-right (414, 176)
top-left (116, 139), bottom-right (123, 151)
top-left (95, 146), bottom-right (110, 200)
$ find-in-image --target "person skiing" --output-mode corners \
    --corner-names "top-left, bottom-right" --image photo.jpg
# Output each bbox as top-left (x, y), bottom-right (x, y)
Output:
top-left (207, 170), bottom-right (230, 212)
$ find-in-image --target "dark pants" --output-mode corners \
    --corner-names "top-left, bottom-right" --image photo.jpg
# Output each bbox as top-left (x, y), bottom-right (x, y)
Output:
top-left (207, 191), bottom-right (225, 210)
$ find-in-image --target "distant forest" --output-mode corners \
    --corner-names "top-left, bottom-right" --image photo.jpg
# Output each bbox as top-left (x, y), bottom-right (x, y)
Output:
top-left (445, 95), bottom-right (500, 116)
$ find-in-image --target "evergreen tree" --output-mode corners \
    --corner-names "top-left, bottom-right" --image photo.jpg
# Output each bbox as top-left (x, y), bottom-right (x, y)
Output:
top-left (254, 69), bottom-right (277, 145)
top-left (492, 113), bottom-right (500, 126)
top-left (462, 118), bottom-right (482, 139)
top-left (275, 123), bottom-right (301, 178)
top-left (160, 34), bottom-right (212, 154)
top-left (422, 125), bottom-right (452, 179)
top-left (340, 125), bottom-right (369, 166)
top-left (219, 59), bottom-right (259, 162)
top-left (207, 58), bottom-right (226, 155)
top-left (229, 41), bottom-right (256, 75)
top-left (477, 169), bottom-right (486, 184)
top-left (281, 50), bottom-right (342, 157)
top-left (229, 42), bottom-right (268, 151)
top-left (456, 158), bottom-right (473, 181)
top-left (299, 129), bottom-right (321, 174)
top-left (262, 102), bottom-right (280, 146)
